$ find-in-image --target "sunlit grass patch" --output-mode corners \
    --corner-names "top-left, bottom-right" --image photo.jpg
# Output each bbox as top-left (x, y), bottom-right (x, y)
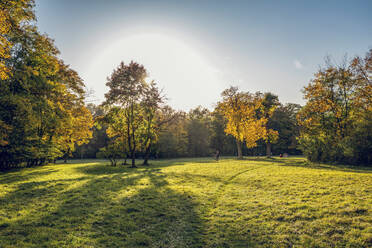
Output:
top-left (0, 157), bottom-right (371, 247)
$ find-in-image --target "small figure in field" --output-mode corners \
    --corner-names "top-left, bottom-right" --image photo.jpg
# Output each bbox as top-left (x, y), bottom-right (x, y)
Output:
top-left (215, 149), bottom-right (220, 161)
top-left (279, 153), bottom-right (283, 158)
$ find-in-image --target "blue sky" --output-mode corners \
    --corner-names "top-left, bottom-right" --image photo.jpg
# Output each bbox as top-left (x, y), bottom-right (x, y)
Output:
top-left (35, 0), bottom-right (372, 110)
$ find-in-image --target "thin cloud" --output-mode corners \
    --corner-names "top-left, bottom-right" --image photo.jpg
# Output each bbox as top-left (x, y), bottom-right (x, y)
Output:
top-left (294, 59), bottom-right (303, 69)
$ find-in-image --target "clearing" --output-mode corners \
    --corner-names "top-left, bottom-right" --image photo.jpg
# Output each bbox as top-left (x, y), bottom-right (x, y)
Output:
top-left (0, 157), bottom-right (371, 247)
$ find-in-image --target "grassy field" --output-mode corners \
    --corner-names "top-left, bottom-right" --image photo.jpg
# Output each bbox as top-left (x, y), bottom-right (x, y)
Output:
top-left (0, 157), bottom-right (371, 247)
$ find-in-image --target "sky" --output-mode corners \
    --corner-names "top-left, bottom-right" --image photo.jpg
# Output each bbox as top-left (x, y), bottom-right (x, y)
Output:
top-left (35, 0), bottom-right (372, 111)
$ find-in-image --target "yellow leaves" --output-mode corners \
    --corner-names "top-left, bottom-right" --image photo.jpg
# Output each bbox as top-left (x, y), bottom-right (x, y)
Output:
top-left (0, 9), bottom-right (12, 80)
top-left (265, 129), bottom-right (279, 143)
top-left (56, 105), bottom-right (93, 150)
top-left (241, 117), bottom-right (267, 148)
top-left (219, 87), bottom-right (273, 148)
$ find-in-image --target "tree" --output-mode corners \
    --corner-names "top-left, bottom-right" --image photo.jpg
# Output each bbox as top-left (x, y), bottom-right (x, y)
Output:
top-left (217, 86), bottom-right (268, 159)
top-left (96, 106), bottom-right (131, 164)
top-left (155, 110), bottom-right (188, 158)
top-left (0, 0), bottom-right (35, 80)
top-left (97, 141), bottom-right (122, 166)
top-left (260, 92), bottom-right (280, 157)
top-left (104, 61), bottom-right (147, 167)
top-left (0, 8), bottom-right (11, 80)
top-left (186, 106), bottom-right (212, 157)
top-left (58, 103), bottom-right (93, 163)
top-left (74, 104), bottom-right (110, 159)
top-left (0, 0), bottom-right (92, 169)
top-left (140, 81), bottom-right (165, 165)
top-left (269, 103), bottom-right (301, 155)
top-left (297, 51), bottom-right (372, 165)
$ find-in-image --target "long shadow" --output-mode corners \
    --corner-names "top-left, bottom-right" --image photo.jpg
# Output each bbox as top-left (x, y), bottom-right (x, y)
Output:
top-left (75, 157), bottom-right (203, 175)
top-left (0, 165), bottom-right (206, 247)
top-left (243, 156), bottom-right (372, 173)
top-left (0, 168), bottom-right (58, 185)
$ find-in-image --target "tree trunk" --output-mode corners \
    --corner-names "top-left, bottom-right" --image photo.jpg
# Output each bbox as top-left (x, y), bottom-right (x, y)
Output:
top-left (266, 142), bottom-right (271, 158)
top-left (143, 144), bottom-right (151, 166)
top-left (122, 156), bottom-right (127, 165)
top-left (130, 150), bottom-right (136, 168)
top-left (236, 139), bottom-right (243, 159)
top-left (64, 148), bottom-right (70, 163)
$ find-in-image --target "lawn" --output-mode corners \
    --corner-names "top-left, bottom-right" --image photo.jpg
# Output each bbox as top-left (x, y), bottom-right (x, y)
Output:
top-left (0, 157), bottom-right (371, 247)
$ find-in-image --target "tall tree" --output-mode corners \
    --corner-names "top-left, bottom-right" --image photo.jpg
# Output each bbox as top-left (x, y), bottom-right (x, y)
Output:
top-left (0, 0), bottom-right (92, 169)
top-left (104, 61), bottom-right (147, 167)
top-left (140, 81), bottom-right (165, 165)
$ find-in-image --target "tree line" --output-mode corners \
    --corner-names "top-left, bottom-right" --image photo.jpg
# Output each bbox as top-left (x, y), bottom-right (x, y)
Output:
top-left (74, 61), bottom-right (300, 167)
top-left (1, 1), bottom-right (371, 169)
top-left (0, 1), bottom-right (93, 169)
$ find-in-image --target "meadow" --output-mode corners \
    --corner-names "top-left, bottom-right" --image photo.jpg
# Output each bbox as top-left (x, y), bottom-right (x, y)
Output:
top-left (0, 157), bottom-right (371, 247)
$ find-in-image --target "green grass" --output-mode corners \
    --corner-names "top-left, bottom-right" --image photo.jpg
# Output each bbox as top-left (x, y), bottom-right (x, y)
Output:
top-left (0, 157), bottom-right (371, 247)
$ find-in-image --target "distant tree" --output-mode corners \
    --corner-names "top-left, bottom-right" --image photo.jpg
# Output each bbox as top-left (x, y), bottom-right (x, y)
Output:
top-left (96, 106), bottom-right (132, 164)
top-left (270, 103), bottom-right (301, 154)
top-left (104, 61), bottom-right (147, 167)
top-left (210, 109), bottom-right (227, 153)
top-left (74, 104), bottom-right (110, 159)
top-left (155, 110), bottom-right (188, 158)
top-left (260, 92), bottom-right (280, 157)
top-left (217, 86), bottom-right (267, 159)
top-left (140, 82), bottom-right (165, 165)
top-left (97, 141), bottom-right (122, 166)
top-left (186, 106), bottom-right (212, 157)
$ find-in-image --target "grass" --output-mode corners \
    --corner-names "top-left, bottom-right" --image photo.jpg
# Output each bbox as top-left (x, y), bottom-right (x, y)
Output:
top-left (0, 157), bottom-right (371, 247)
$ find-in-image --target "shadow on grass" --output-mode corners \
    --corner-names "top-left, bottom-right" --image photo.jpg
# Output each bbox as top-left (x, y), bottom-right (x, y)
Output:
top-left (0, 165), bottom-right (206, 247)
top-left (75, 157), bottom-right (218, 175)
top-left (243, 156), bottom-right (372, 173)
top-left (0, 168), bottom-right (59, 185)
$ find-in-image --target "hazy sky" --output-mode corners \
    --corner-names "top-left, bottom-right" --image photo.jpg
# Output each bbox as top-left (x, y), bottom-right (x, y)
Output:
top-left (35, 0), bottom-right (372, 110)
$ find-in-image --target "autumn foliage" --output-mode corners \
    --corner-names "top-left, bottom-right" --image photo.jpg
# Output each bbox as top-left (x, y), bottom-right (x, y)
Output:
top-left (217, 87), bottom-right (279, 159)
top-left (297, 51), bottom-right (372, 165)
top-left (0, 0), bottom-right (370, 167)
top-left (0, 0), bottom-right (92, 169)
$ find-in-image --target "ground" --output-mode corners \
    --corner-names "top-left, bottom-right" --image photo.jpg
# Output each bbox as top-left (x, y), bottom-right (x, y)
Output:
top-left (0, 157), bottom-right (371, 247)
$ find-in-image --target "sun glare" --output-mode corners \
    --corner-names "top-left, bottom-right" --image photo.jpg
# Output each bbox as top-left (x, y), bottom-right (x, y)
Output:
top-left (84, 33), bottom-right (223, 110)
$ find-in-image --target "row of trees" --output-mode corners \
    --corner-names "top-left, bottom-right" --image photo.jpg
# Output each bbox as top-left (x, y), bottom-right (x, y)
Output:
top-left (298, 51), bottom-right (372, 165)
top-left (0, 1), bottom-right (93, 169)
top-left (82, 50), bottom-right (371, 166)
top-left (73, 66), bottom-right (301, 166)
top-left (1, 1), bottom-right (370, 168)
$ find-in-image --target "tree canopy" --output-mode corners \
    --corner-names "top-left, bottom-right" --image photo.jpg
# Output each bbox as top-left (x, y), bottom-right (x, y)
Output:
top-left (0, 0), bottom-right (92, 169)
